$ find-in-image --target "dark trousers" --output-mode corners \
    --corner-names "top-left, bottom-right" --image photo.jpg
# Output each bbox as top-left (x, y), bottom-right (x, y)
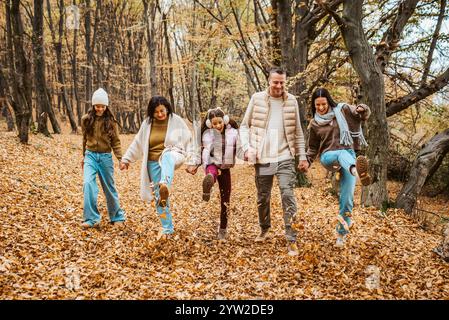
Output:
top-left (206, 165), bottom-right (232, 229)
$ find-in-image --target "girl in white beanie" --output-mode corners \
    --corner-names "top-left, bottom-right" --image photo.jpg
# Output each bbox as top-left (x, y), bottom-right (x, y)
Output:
top-left (81, 88), bottom-right (126, 228)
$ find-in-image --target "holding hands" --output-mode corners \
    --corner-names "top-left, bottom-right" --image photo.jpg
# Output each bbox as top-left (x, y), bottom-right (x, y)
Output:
top-left (356, 106), bottom-right (365, 113)
top-left (185, 165), bottom-right (199, 175)
top-left (120, 161), bottom-right (129, 170)
top-left (298, 160), bottom-right (309, 173)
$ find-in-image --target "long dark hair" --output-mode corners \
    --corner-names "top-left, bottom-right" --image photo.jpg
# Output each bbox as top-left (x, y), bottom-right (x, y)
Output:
top-left (147, 95), bottom-right (173, 121)
top-left (310, 87), bottom-right (337, 116)
top-left (201, 107), bottom-right (239, 136)
top-left (82, 106), bottom-right (118, 139)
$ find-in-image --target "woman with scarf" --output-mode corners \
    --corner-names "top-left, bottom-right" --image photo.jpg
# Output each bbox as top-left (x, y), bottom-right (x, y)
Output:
top-left (302, 88), bottom-right (372, 247)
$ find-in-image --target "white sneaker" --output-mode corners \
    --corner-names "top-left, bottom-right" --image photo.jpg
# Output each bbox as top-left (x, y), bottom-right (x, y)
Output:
top-left (287, 242), bottom-right (299, 256)
top-left (157, 231), bottom-right (172, 241)
top-left (217, 228), bottom-right (227, 240)
top-left (337, 214), bottom-right (352, 233)
top-left (335, 234), bottom-right (347, 248)
top-left (255, 229), bottom-right (270, 242)
top-left (81, 221), bottom-right (99, 229)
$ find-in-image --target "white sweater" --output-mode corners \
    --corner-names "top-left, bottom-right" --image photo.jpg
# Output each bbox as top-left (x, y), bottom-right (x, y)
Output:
top-left (122, 114), bottom-right (198, 202)
top-left (260, 96), bottom-right (292, 163)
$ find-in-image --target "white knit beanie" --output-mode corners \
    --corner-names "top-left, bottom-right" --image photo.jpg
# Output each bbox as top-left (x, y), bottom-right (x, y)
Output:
top-left (92, 88), bottom-right (109, 106)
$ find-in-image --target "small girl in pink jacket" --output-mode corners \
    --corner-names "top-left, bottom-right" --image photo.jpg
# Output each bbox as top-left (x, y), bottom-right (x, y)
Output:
top-left (200, 107), bottom-right (241, 240)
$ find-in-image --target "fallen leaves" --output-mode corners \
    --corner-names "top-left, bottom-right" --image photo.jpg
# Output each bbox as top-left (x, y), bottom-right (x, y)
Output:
top-left (0, 127), bottom-right (448, 299)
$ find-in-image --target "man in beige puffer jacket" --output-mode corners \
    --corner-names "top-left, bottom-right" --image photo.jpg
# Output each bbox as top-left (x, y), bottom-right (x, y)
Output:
top-left (240, 67), bottom-right (309, 256)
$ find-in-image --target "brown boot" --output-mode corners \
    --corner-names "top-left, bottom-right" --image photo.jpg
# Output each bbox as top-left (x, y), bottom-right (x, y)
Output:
top-left (158, 183), bottom-right (169, 207)
top-left (202, 174), bottom-right (214, 202)
top-left (356, 156), bottom-right (371, 186)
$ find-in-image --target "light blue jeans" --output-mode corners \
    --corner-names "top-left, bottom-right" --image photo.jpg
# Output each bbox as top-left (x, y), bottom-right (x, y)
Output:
top-left (320, 149), bottom-right (356, 235)
top-left (147, 151), bottom-right (176, 234)
top-left (83, 151), bottom-right (126, 226)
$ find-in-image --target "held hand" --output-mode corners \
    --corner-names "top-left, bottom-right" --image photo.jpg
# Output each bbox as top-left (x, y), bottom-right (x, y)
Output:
top-left (119, 161), bottom-right (129, 170)
top-left (185, 165), bottom-right (198, 175)
top-left (298, 160), bottom-right (309, 172)
top-left (356, 106), bottom-right (365, 113)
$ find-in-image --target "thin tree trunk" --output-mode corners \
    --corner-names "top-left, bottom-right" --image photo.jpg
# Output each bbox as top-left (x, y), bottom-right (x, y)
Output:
top-left (33, 0), bottom-right (50, 136)
top-left (0, 64), bottom-right (15, 131)
top-left (143, 0), bottom-right (158, 96)
top-left (47, 0), bottom-right (78, 133)
top-left (162, 11), bottom-right (175, 109)
top-left (70, 0), bottom-right (81, 123)
top-left (84, 0), bottom-right (93, 113)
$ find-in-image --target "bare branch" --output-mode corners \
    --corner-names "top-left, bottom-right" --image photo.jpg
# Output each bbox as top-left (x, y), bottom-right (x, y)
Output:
top-left (420, 0), bottom-right (446, 86)
top-left (387, 67), bottom-right (449, 117)
top-left (375, 0), bottom-right (419, 73)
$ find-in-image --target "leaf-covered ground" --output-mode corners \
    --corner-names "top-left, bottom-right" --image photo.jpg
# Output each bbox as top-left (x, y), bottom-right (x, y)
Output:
top-left (0, 127), bottom-right (448, 299)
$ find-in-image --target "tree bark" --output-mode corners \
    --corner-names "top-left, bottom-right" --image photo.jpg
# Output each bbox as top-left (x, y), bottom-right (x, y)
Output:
top-left (47, 0), bottom-right (78, 133)
top-left (396, 128), bottom-right (449, 214)
top-left (269, 0), bottom-right (281, 66)
top-left (143, 0), bottom-right (158, 96)
top-left (8, 0), bottom-right (33, 143)
top-left (70, 0), bottom-right (82, 124)
top-left (162, 11), bottom-right (175, 109)
top-left (0, 66), bottom-right (15, 131)
top-left (84, 0), bottom-right (93, 113)
top-left (33, 0), bottom-right (61, 136)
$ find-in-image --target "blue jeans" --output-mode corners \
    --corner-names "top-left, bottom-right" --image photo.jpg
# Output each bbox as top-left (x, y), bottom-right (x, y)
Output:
top-left (320, 149), bottom-right (356, 235)
top-left (83, 151), bottom-right (126, 226)
top-left (147, 151), bottom-right (176, 234)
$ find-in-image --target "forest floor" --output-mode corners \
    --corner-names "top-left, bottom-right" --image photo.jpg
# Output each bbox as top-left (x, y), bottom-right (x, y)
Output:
top-left (0, 122), bottom-right (448, 299)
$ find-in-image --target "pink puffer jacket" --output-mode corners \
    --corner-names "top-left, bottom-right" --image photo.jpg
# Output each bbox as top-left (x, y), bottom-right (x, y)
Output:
top-left (202, 125), bottom-right (239, 169)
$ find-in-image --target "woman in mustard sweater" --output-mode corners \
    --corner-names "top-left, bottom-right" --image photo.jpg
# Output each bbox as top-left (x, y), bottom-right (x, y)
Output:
top-left (120, 96), bottom-right (198, 239)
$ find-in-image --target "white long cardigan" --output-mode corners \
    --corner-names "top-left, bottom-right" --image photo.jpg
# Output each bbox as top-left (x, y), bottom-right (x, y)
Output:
top-left (122, 114), bottom-right (198, 203)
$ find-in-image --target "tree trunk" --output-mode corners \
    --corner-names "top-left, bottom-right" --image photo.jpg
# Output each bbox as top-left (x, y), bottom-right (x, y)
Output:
top-left (47, 0), bottom-right (78, 133)
top-left (128, 111), bottom-right (138, 133)
top-left (34, 0), bottom-right (61, 136)
top-left (0, 66), bottom-right (15, 131)
top-left (143, 0), bottom-right (158, 96)
top-left (1, 103), bottom-right (15, 131)
top-left (8, 0), bottom-right (33, 143)
top-left (70, 0), bottom-right (82, 124)
top-left (396, 129), bottom-right (449, 214)
top-left (162, 11), bottom-right (175, 110)
top-left (84, 0), bottom-right (93, 113)
top-left (269, 0), bottom-right (281, 66)
top-left (189, 2), bottom-right (201, 158)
